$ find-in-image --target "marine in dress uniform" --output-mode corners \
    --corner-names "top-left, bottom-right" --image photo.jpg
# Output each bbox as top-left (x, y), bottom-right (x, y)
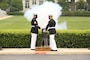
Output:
top-left (46, 15), bottom-right (57, 51)
top-left (30, 14), bottom-right (40, 50)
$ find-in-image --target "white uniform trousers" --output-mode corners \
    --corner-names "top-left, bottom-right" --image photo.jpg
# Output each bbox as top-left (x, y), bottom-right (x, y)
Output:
top-left (30, 33), bottom-right (37, 49)
top-left (50, 34), bottom-right (57, 50)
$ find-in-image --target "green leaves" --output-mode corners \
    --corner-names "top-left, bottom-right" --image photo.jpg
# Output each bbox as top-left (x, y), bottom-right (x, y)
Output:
top-left (58, 0), bottom-right (69, 11)
top-left (10, 0), bottom-right (23, 12)
top-left (46, 0), bottom-right (54, 2)
top-left (0, 0), bottom-right (23, 12)
top-left (0, 0), bottom-right (9, 10)
top-left (76, 0), bottom-right (85, 10)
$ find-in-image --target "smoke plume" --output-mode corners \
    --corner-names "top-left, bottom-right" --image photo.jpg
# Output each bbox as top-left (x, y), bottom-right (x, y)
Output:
top-left (24, 1), bottom-right (67, 30)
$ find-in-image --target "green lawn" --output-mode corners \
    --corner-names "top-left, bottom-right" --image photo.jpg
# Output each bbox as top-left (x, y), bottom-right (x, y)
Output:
top-left (59, 16), bottom-right (90, 30)
top-left (0, 16), bottom-right (90, 30)
top-left (0, 16), bottom-right (30, 30)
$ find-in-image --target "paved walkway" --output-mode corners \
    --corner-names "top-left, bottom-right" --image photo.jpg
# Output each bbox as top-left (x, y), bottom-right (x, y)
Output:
top-left (0, 16), bottom-right (13, 20)
top-left (0, 54), bottom-right (90, 60)
top-left (0, 48), bottom-right (90, 54)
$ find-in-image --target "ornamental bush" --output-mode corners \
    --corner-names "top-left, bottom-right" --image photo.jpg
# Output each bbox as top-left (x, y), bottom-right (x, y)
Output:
top-left (0, 30), bottom-right (90, 48)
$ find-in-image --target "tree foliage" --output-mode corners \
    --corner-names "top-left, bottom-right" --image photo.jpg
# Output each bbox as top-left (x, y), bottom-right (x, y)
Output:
top-left (76, 0), bottom-right (85, 10)
top-left (86, 0), bottom-right (90, 11)
top-left (0, 0), bottom-right (22, 12)
top-left (46, 0), bottom-right (54, 2)
top-left (87, 0), bottom-right (90, 4)
top-left (0, 0), bottom-right (9, 10)
top-left (10, 0), bottom-right (23, 12)
top-left (58, 0), bottom-right (69, 11)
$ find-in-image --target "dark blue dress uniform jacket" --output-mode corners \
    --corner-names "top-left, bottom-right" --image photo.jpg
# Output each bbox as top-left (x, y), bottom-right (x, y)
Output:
top-left (46, 19), bottom-right (56, 34)
top-left (31, 19), bottom-right (39, 34)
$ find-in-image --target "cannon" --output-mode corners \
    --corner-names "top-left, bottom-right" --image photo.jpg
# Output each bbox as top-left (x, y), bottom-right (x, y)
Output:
top-left (41, 29), bottom-right (49, 47)
top-left (35, 29), bottom-right (50, 51)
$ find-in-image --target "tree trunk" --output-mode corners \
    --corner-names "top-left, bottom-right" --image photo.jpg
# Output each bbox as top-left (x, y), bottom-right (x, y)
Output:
top-left (71, 0), bottom-right (75, 11)
top-left (87, 0), bottom-right (90, 11)
top-left (6, 0), bottom-right (12, 12)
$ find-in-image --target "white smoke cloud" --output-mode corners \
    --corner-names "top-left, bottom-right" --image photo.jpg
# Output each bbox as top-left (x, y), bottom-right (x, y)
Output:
top-left (24, 1), bottom-right (67, 30)
top-left (56, 21), bottom-right (67, 30)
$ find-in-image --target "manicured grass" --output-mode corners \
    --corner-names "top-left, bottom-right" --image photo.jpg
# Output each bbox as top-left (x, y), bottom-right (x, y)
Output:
top-left (0, 16), bottom-right (90, 30)
top-left (59, 16), bottom-right (90, 30)
top-left (0, 16), bottom-right (30, 30)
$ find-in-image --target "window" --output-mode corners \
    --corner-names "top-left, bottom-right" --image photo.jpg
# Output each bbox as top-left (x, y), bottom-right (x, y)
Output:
top-left (32, 0), bottom-right (36, 5)
top-left (25, 0), bottom-right (30, 8)
top-left (26, 0), bottom-right (29, 2)
top-left (39, 0), bottom-right (43, 5)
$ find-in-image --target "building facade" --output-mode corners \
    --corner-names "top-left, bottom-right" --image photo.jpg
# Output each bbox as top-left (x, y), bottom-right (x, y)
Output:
top-left (22, 0), bottom-right (58, 12)
top-left (22, 0), bottom-right (46, 12)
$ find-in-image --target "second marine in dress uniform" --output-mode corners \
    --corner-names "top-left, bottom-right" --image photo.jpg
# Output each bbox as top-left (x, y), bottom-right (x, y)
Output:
top-left (46, 15), bottom-right (57, 51)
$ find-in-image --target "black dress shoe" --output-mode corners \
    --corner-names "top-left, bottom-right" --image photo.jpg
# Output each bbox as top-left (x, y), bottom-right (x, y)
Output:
top-left (51, 50), bottom-right (57, 51)
top-left (31, 49), bottom-right (35, 50)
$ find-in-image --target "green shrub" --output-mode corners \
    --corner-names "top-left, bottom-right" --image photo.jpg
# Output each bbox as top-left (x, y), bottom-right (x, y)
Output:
top-left (0, 30), bottom-right (90, 48)
top-left (7, 12), bottom-right (24, 15)
top-left (56, 30), bottom-right (90, 48)
top-left (62, 11), bottom-right (90, 16)
top-left (0, 30), bottom-right (30, 48)
top-left (7, 11), bottom-right (90, 16)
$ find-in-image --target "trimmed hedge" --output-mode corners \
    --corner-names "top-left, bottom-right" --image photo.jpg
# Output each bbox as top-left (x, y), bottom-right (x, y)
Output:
top-left (7, 11), bottom-right (90, 16)
top-left (7, 12), bottom-right (24, 15)
top-left (62, 11), bottom-right (90, 16)
top-left (0, 30), bottom-right (90, 48)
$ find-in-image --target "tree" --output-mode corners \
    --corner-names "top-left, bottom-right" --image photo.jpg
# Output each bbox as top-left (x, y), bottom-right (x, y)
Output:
top-left (46, 0), bottom-right (54, 2)
top-left (6, 0), bottom-right (12, 12)
top-left (10, 0), bottom-right (23, 12)
top-left (86, 0), bottom-right (90, 11)
top-left (0, 0), bottom-right (9, 10)
top-left (58, 0), bottom-right (69, 11)
top-left (76, 0), bottom-right (85, 11)
top-left (87, 0), bottom-right (90, 4)
top-left (8, 0), bottom-right (12, 6)
top-left (70, 0), bottom-right (75, 11)
top-left (0, 0), bottom-right (23, 12)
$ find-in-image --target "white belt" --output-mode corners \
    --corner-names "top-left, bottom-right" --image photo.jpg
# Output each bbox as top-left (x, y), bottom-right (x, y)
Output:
top-left (32, 25), bottom-right (39, 27)
top-left (32, 25), bottom-right (35, 27)
top-left (48, 27), bottom-right (55, 30)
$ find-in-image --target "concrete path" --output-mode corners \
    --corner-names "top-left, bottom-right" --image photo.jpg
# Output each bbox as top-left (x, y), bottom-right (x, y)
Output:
top-left (0, 48), bottom-right (90, 54)
top-left (0, 16), bottom-right (13, 20)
